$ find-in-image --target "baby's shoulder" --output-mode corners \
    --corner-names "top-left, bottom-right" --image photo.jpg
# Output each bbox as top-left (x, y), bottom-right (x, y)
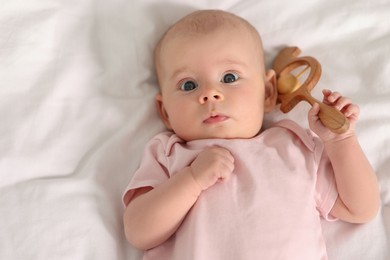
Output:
top-left (265, 119), bottom-right (322, 152)
top-left (146, 131), bottom-right (185, 156)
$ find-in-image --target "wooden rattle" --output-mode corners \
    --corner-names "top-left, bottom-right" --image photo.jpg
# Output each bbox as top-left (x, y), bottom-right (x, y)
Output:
top-left (272, 46), bottom-right (349, 134)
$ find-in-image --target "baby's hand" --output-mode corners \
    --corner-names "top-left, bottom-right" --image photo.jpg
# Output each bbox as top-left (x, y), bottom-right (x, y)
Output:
top-left (189, 147), bottom-right (235, 191)
top-left (308, 89), bottom-right (360, 142)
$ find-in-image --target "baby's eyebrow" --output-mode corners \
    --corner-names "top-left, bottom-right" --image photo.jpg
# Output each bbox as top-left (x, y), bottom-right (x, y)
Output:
top-left (170, 67), bottom-right (189, 81)
top-left (218, 58), bottom-right (248, 69)
top-left (168, 59), bottom-right (248, 82)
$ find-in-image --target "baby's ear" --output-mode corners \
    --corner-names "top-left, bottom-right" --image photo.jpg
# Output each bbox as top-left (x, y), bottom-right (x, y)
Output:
top-left (155, 93), bottom-right (172, 129)
top-left (264, 70), bottom-right (278, 112)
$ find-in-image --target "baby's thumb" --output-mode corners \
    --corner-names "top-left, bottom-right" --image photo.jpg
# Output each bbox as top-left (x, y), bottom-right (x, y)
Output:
top-left (309, 103), bottom-right (320, 118)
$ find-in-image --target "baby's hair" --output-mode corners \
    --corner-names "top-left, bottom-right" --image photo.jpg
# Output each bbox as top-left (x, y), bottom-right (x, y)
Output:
top-left (154, 10), bottom-right (264, 82)
top-left (165, 10), bottom-right (257, 35)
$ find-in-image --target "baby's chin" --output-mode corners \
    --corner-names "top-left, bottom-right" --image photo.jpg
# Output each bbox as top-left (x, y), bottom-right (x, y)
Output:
top-left (176, 128), bottom-right (262, 142)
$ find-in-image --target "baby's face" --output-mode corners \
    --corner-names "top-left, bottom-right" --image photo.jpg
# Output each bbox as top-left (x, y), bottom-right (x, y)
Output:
top-left (156, 27), bottom-right (274, 141)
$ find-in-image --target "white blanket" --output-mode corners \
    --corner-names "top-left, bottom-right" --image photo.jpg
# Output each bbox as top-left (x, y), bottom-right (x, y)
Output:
top-left (0, 0), bottom-right (389, 259)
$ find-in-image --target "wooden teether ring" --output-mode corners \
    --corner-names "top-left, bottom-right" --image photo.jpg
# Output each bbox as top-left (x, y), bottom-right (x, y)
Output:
top-left (272, 47), bottom-right (349, 134)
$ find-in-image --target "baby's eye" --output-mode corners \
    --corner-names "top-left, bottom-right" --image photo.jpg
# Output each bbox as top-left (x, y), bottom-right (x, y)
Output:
top-left (221, 72), bottom-right (239, 83)
top-left (180, 80), bottom-right (198, 91)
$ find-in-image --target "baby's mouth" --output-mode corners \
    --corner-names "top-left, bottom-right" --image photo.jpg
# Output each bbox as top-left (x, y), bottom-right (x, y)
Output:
top-left (203, 114), bottom-right (229, 124)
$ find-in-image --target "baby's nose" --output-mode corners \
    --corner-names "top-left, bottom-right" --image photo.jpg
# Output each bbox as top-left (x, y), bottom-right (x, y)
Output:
top-left (199, 88), bottom-right (224, 104)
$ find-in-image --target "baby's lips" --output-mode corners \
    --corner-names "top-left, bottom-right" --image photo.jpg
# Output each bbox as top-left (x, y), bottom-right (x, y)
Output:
top-left (203, 114), bottom-right (229, 124)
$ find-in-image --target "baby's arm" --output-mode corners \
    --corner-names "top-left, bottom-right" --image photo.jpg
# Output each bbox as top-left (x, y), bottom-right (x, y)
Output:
top-left (123, 147), bottom-right (234, 250)
top-left (308, 90), bottom-right (380, 223)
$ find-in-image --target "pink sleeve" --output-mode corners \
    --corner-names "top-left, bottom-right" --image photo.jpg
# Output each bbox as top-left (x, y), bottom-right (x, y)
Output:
top-left (273, 120), bottom-right (339, 221)
top-left (122, 136), bottom-right (170, 206)
top-left (314, 138), bottom-right (339, 221)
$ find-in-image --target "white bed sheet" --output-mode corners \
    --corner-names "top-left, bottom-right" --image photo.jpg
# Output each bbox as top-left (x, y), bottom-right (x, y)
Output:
top-left (0, 0), bottom-right (389, 259)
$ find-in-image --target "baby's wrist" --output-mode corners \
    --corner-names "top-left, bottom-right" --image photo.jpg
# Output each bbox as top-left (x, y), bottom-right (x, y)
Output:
top-left (323, 132), bottom-right (357, 149)
top-left (185, 166), bottom-right (204, 195)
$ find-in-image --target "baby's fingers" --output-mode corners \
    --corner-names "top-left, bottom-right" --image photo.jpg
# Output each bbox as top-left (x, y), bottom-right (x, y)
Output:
top-left (343, 103), bottom-right (360, 119)
top-left (322, 89), bottom-right (359, 121)
top-left (322, 89), bottom-right (342, 104)
top-left (323, 90), bottom-right (350, 109)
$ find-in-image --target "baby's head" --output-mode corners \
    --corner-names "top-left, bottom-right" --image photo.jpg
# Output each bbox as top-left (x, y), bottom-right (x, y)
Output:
top-left (154, 10), bottom-right (277, 141)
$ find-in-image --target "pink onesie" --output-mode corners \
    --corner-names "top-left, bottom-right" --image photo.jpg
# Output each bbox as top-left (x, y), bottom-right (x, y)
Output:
top-left (123, 120), bottom-right (338, 260)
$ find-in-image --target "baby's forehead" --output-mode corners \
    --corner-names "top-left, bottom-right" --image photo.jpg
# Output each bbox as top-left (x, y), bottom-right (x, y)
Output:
top-left (154, 10), bottom-right (265, 79)
top-left (167, 11), bottom-right (253, 39)
top-left (157, 13), bottom-right (262, 58)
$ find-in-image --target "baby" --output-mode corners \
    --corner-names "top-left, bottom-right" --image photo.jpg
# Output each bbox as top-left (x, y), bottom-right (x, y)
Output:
top-left (123, 10), bottom-right (380, 260)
